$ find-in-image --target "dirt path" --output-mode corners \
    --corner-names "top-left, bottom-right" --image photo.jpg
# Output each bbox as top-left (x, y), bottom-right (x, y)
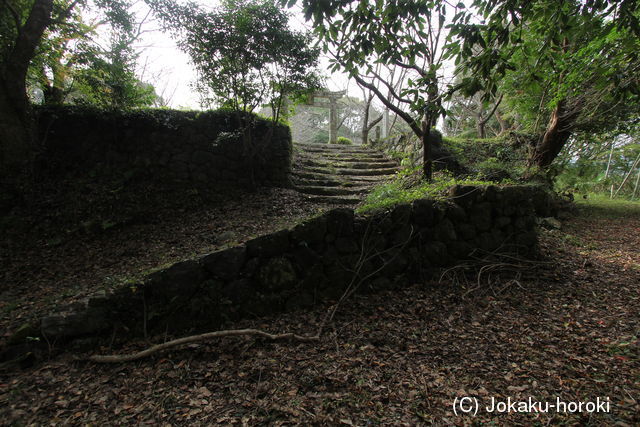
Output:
top-left (1, 199), bottom-right (638, 426)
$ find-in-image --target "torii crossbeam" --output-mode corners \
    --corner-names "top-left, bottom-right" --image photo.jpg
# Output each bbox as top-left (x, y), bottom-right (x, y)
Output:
top-left (306, 89), bottom-right (346, 144)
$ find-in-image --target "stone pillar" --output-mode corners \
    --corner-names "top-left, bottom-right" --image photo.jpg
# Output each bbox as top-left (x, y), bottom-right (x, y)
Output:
top-left (382, 108), bottom-right (389, 138)
top-left (329, 98), bottom-right (338, 144)
top-left (306, 90), bottom-right (346, 144)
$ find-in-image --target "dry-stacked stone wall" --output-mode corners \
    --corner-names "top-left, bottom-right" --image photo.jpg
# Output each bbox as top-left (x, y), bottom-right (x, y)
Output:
top-left (3, 184), bottom-right (560, 353)
top-left (35, 106), bottom-right (292, 189)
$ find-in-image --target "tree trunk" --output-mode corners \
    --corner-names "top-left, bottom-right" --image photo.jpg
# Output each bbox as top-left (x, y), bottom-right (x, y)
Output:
top-left (495, 109), bottom-right (509, 135)
top-left (43, 84), bottom-right (65, 105)
top-left (422, 119), bottom-right (432, 182)
top-left (632, 166), bottom-right (640, 200)
top-left (476, 114), bottom-right (486, 139)
top-left (604, 141), bottom-right (615, 179)
top-left (0, 0), bottom-right (54, 186)
top-left (531, 99), bottom-right (575, 169)
top-left (361, 96), bottom-right (370, 144)
top-left (614, 152), bottom-right (640, 198)
top-left (0, 83), bottom-right (34, 183)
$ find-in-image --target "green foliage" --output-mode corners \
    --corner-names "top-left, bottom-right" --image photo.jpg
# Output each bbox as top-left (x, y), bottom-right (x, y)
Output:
top-left (332, 136), bottom-right (353, 145)
top-left (357, 167), bottom-right (496, 214)
top-left (15, 0), bottom-right (159, 109)
top-left (35, 104), bottom-right (286, 131)
top-left (292, 0), bottom-right (462, 181)
top-left (150, 0), bottom-right (321, 117)
top-left (448, 0), bottom-right (640, 168)
top-left (310, 130), bottom-right (329, 145)
top-left (575, 194), bottom-right (640, 219)
top-left (553, 132), bottom-right (640, 199)
top-left (0, 0), bottom-right (31, 62)
top-left (444, 136), bottom-right (527, 181)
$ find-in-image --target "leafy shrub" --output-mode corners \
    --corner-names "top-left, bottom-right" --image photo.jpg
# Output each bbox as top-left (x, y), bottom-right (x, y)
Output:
top-left (476, 157), bottom-right (516, 181)
top-left (311, 131), bottom-right (329, 145)
top-left (444, 135), bottom-right (528, 181)
top-left (332, 136), bottom-right (353, 145)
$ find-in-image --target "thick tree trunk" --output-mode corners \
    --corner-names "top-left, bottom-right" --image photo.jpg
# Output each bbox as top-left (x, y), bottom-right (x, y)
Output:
top-left (531, 100), bottom-right (575, 169)
top-left (0, 81), bottom-right (34, 182)
top-left (0, 0), bottom-right (53, 186)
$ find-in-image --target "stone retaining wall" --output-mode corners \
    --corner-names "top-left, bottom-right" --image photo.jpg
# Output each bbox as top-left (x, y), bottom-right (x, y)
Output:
top-left (4, 185), bottom-right (558, 353)
top-left (35, 107), bottom-right (292, 189)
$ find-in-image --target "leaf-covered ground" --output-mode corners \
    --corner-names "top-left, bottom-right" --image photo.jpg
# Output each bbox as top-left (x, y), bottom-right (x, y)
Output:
top-left (1, 197), bottom-right (639, 426)
top-left (0, 181), bottom-right (336, 344)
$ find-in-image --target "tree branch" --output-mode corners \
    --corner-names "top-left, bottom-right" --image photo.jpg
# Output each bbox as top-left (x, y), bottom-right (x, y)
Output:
top-left (89, 329), bottom-right (320, 363)
top-left (479, 93), bottom-right (504, 127)
top-left (367, 68), bottom-right (412, 104)
top-left (392, 59), bottom-right (427, 78)
top-left (1, 0), bottom-right (22, 31)
top-left (353, 73), bottom-right (422, 138)
top-left (366, 114), bottom-right (383, 132)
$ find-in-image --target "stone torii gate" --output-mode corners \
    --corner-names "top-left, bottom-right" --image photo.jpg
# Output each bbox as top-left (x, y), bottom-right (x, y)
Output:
top-left (306, 89), bottom-right (346, 144)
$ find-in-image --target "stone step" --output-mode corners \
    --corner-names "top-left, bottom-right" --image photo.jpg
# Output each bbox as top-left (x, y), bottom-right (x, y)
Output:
top-left (294, 185), bottom-right (369, 196)
top-left (292, 142), bottom-right (398, 204)
top-left (301, 194), bottom-right (363, 204)
top-left (297, 152), bottom-right (388, 162)
top-left (300, 158), bottom-right (397, 170)
top-left (297, 142), bottom-right (372, 150)
top-left (291, 177), bottom-right (355, 187)
top-left (297, 145), bottom-right (380, 155)
top-left (292, 171), bottom-right (396, 183)
top-left (305, 166), bottom-right (399, 176)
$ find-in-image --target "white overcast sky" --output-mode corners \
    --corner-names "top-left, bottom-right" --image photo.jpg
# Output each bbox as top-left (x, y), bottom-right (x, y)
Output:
top-left (127, 0), bottom-right (460, 113)
top-left (130, 1), bottom-right (352, 109)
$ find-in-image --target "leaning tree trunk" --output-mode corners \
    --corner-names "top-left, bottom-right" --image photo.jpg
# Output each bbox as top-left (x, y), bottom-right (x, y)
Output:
top-left (0, 77), bottom-right (36, 188)
top-left (0, 0), bottom-right (54, 189)
top-left (531, 99), bottom-right (576, 169)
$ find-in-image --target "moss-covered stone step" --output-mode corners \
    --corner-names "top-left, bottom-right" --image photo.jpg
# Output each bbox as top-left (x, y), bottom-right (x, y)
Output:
top-left (305, 166), bottom-right (399, 176)
top-left (296, 152), bottom-right (387, 162)
top-left (291, 177), bottom-right (361, 187)
top-left (294, 185), bottom-right (369, 196)
top-left (298, 145), bottom-right (380, 154)
top-left (299, 158), bottom-right (398, 170)
top-left (292, 171), bottom-right (396, 183)
top-left (302, 194), bottom-right (363, 204)
top-left (292, 143), bottom-right (399, 204)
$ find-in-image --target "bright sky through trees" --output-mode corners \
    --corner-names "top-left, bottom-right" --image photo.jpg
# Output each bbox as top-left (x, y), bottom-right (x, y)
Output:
top-left (130, 0), bottom-right (353, 109)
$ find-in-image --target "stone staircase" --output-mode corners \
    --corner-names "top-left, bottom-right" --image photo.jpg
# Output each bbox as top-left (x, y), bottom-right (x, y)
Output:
top-left (291, 143), bottom-right (401, 204)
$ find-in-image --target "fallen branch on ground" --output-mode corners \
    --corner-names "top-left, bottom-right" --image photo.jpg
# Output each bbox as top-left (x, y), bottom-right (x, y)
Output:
top-left (90, 211), bottom-right (413, 364)
top-left (88, 329), bottom-right (319, 363)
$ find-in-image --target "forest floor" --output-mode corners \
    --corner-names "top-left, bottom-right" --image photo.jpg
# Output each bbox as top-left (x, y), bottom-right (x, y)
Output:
top-left (0, 180), bottom-right (340, 346)
top-left (1, 195), bottom-right (639, 426)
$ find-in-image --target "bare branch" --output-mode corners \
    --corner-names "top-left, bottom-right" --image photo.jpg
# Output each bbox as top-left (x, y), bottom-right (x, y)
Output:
top-left (479, 93), bottom-right (504, 127)
top-left (366, 114), bottom-right (383, 132)
top-left (354, 73), bottom-right (422, 138)
top-left (89, 329), bottom-right (319, 363)
top-left (367, 68), bottom-right (412, 104)
top-left (392, 59), bottom-right (427, 78)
